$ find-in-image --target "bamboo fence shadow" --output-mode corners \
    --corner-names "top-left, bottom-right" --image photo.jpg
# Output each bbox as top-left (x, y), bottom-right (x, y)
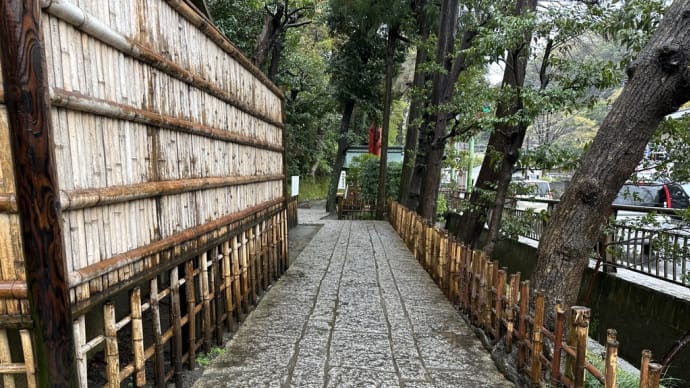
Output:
top-left (388, 201), bottom-right (665, 388)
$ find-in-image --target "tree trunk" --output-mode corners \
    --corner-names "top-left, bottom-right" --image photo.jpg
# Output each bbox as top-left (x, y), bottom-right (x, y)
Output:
top-left (406, 0), bottom-right (459, 219)
top-left (532, 0), bottom-right (690, 327)
top-left (326, 100), bottom-right (356, 212)
top-left (399, 0), bottom-right (430, 206)
top-left (253, 3), bottom-right (285, 70)
top-left (267, 31), bottom-right (284, 80)
top-left (377, 25), bottom-right (399, 219)
top-left (456, 0), bottom-right (536, 252)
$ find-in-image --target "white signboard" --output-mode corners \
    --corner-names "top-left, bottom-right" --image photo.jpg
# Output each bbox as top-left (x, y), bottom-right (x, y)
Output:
top-left (337, 171), bottom-right (347, 190)
top-left (291, 176), bottom-right (299, 197)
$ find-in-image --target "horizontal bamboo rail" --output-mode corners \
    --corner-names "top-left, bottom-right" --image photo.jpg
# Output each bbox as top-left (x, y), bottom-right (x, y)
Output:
top-left (0, 194), bottom-right (17, 213)
top-left (0, 281), bottom-right (27, 299)
top-left (49, 88), bottom-right (283, 152)
top-left (39, 0), bottom-right (283, 127)
top-left (59, 174), bottom-right (284, 211)
top-left (388, 201), bottom-right (663, 388)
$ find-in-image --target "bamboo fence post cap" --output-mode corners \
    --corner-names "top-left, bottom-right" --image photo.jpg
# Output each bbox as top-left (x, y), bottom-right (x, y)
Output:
top-left (571, 306), bottom-right (591, 326)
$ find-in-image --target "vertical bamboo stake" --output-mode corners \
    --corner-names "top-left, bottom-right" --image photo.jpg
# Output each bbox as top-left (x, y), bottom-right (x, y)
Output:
top-left (240, 230), bottom-right (249, 314)
top-left (150, 277), bottom-right (166, 388)
top-left (639, 350), bottom-right (652, 388)
top-left (281, 209), bottom-right (288, 271)
top-left (604, 329), bottom-right (618, 388)
top-left (200, 252), bottom-right (212, 353)
top-left (271, 214), bottom-right (278, 280)
top-left (222, 240), bottom-right (235, 331)
top-left (212, 248), bottom-right (223, 345)
top-left (130, 287), bottom-right (146, 386)
top-left (260, 221), bottom-right (268, 292)
top-left (170, 267), bottom-right (184, 388)
top-left (647, 363), bottom-right (662, 388)
top-left (231, 235), bottom-right (243, 320)
top-left (0, 329), bottom-right (16, 388)
top-left (517, 280), bottom-right (530, 370)
top-left (572, 306), bottom-right (591, 388)
top-left (20, 329), bottom-right (35, 388)
top-left (104, 302), bottom-right (120, 388)
top-left (530, 290), bottom-right (545, 387)
top-left (505, 273), bottom-right (520, 354)
top-left (551, 301), bottom-right (565, 385)
top-left (495, 269), bottom-right (506, 338)
top-left (255, 223), bottom-right (264, 297)
top-left (185, 260), bottom-right (197, 368)
top-left (248, 227), bottom-right (257, 304)
top-left (73, 317), bottom-right (87, 386)
top-left (438, 234), bottom-right (448, 292)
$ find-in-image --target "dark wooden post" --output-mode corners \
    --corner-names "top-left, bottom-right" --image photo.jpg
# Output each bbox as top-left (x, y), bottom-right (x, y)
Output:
top-left (0, 1), bottom-right (77, 386)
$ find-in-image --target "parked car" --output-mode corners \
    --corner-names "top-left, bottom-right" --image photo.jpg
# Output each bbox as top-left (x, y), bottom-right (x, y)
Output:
top-left (614, 182), bottom-right (690, 209)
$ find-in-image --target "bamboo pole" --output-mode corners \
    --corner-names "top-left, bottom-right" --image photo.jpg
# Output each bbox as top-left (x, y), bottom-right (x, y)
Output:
top-left (639, 350), bottom-right (652, 388)
top-left (505, 273), bottom-right (520, 354)
top-left (200, 252), bottom-right (212, 353)
top-left (60, 174), bottom-right (284, 211)
top-left (271, 215), bottom-right (278, 281)
top-left (104, 302), bottom-right (120, 388)
top-left (0, 329), bottom-right (15, 388)
top-left (571, 306), bottom-right (591, 388)
top-left (169, 267), bottom-right (184, 388)
top-left (222, 240), bottom-right (235, 331)
top-left (19, 329), bottom-right (35, 388)
top-left (0, 2), bottom-right (77, 384)
top-left (551, 301), bottom-right (566, 385)
top-left (517, 280), bottom-right (529, 370)
top-left (150, 277), bottom-right (166, 387)
top-left (647, 363), bottom-right (662, 388)
top-left (530, 290), bottom-right (545, 387)
top-left (212, 248), bottom-right (223, 345)
top-left (495, 268), bottom-right (506, 338)
top-left (248, 227), bottom-right (257, 304)
top-left (254, 223), bottom-right (264, 297)
top-left (231, 235), bottom-right (242, 321)
top-left (130, 287), bottom-right (146, 386)
top-left (73, 317), bottom-right (87, 386)
top-left (241, 230), bottom-right (250, 312)
top-left (604, 329), bottom-right (618, 388)
top-left (185, 260), bottom-right (197, 369)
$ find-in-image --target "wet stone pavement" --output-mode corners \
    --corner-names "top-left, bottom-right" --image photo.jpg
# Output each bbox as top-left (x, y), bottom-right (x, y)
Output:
top-left (193, 211), bottom-right (514, 387)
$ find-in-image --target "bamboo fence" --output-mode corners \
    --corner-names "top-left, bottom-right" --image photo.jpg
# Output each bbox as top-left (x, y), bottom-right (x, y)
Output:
top-left (0, 0), bottom-right (287, 386)
top-left (389, 201), bottom-right (666, 388)
top-left (287, 195), bottom-right (299, 228)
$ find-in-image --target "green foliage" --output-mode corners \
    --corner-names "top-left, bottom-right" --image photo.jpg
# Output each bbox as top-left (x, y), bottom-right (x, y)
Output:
top-left (208, 0), bottom-right (265, 56)
top-left (293, 176), bottom-right (331, 200)
top-left (196, 346), bottom-right (226, 368)
top-left (347, 155), bottom-right (401, 201)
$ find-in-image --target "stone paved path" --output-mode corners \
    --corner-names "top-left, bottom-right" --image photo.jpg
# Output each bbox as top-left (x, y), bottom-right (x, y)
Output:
top-left (193, 216), bottom-right (514, 387)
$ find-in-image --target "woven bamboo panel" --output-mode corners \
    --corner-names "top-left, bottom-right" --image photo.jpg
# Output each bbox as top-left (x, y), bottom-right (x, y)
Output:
top-left (35, 0), bottom-right (286, 302)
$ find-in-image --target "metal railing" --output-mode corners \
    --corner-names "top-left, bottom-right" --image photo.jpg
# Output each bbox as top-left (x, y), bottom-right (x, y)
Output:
top-left (506, 198), bottom-right (690, 286)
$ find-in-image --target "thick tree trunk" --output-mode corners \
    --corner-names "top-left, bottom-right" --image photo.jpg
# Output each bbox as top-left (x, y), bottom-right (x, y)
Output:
top-left (326, 100), bottom-right (355, 212)
top-left (253, 3), bottom-right (285, 70)
top-left (267, 32), bottom-right (284, 80)
top-left (532, 0), bottom-right (690, 327)
top-left (399, 0), bottom-right (430, 206)
top-left (456, 0), bottom-right (536, 252)
top-left (377, 25), bottom-right (399, 219)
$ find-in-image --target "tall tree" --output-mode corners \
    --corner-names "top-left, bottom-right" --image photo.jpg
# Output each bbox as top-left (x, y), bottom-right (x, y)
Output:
top-left (532, 0), bottom-right (690, 325)
top-left (325, 8), bottom-right (385, 212)
top-left (399, 0), bottom-right (434, 205)
top-left (456, 0), bottom-right (538, 252)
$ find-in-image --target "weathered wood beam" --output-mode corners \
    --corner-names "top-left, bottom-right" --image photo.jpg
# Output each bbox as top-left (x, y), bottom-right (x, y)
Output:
top-left (0, 1), bottom-right (77, 386)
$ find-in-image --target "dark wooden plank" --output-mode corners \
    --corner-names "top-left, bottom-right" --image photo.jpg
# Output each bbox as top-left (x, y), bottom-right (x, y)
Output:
top-left (0, 1), bottom-right (77, 386)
